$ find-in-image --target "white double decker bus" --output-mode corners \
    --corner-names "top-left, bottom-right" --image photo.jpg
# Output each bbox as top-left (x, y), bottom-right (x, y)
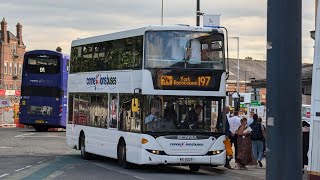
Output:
top-left (66, 25), bottom-right (228, 171)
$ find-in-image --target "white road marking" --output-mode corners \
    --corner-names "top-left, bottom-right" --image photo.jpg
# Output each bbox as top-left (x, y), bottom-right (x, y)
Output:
top-left (94, 163), bottom-right (144, 179)
top-left (15, 165), bottom-right (32, 172)
top-left (17, 136), bottom-right (64, 138)
top-left (133, 176), bottom-right (144, 179)
top-left (0, 174), bottom-right (9, 178)
top-left (14, 133), bottom-right (35, 138)
top-left (14, 133), bottom-right (64, 138)
top-left (37, 161), bottom-right (44, 164)
top-left (15, 167), bottom-right (26, 172)
top-left (0, 146), bottom-right (13, 149)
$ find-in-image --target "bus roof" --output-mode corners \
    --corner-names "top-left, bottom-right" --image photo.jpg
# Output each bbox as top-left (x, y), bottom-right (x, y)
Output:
top-left (71, 25), bottom-right (223, 47)
top-left (25, 49), bottom-right (70, 59)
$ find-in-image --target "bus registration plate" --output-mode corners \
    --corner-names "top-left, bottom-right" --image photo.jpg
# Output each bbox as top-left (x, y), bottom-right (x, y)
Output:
top-left (35, 120), bottom-right (44, 124)
top-left (178, 158), bottom-right (193, 162)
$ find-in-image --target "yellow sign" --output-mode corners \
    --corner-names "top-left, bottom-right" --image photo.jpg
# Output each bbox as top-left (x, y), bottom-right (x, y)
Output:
top-left (35, 120), bottom-right (45, 124)
top-left (22, 100), bottom-right (26, 105)
top-left (161, 76), bottom-right (173, 85)
top-left (160, 75), bottom-right (211, 87)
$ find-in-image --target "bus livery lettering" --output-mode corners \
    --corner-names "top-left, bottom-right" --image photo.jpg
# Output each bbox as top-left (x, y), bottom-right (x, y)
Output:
top-left (86, 74), bottom-right (116, 90)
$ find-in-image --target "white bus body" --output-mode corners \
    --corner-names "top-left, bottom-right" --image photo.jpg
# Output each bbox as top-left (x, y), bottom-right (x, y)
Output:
top-left (66, 25), bottom-right (227, 170)
top-left (308, 3), bottom-right (320, 178)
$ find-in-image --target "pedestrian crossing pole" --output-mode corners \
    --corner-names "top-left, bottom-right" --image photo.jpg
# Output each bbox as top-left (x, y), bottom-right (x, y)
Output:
top-left (266, 0), bottom-right (302, 179)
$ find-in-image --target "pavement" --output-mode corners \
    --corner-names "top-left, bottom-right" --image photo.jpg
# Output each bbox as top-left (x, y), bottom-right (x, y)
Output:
top-left (213, 159), bottom-right (309, 180)
top-left (222, 159), bottom-right (266, 180)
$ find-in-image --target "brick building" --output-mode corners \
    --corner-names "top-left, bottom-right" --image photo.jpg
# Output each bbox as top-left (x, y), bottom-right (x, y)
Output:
top-left (0, 18), bottom-right (26, 93)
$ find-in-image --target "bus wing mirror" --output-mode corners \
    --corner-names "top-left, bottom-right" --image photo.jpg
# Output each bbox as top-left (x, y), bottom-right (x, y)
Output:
top-left (132, 98), bottom-right (139, 112)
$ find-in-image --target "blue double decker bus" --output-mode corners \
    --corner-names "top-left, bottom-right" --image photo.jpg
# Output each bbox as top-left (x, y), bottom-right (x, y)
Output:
top-left (19, 50), bottom-right (69, 131)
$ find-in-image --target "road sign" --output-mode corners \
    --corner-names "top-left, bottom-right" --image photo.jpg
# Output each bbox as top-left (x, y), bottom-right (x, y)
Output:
top-left (251, 100), bottom-right (261, 106)
top-left (203, 15), bottom-right (220, 27)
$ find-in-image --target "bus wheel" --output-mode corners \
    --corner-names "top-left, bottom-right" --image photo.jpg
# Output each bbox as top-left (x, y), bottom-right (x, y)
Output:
top-left (80, 135), bottom-right (90, 160)
top-left (189, 165), bottom-right (200, 172)
top-left (33, 126), bottom-right (48, 132)
top-left (118, 143), bottom-right (131, 169)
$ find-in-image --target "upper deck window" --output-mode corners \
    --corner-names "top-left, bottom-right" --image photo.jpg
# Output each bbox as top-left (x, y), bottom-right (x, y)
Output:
top-left (26, 54), bottom-right (60, 74)
top-left (145, 31), bottom-right (225, 70)
top-left (70, 36), bottom-right (143, 73)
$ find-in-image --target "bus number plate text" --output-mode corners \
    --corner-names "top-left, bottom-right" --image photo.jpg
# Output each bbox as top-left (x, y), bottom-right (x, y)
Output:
top-left (179, 158), bottom-right (193, 162)
top-left (35, 120), bottom-right (44, 124)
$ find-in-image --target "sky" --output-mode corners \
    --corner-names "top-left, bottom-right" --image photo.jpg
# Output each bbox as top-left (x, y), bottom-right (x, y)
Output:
top-left (0, 0), bottom-right (315, 63)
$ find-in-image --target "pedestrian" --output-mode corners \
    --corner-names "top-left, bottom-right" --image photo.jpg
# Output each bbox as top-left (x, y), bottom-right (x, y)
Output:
top-left (224, 106), bottom-right (233, 169)
top-left (250, 117), bottom-right (266, 167)
top-left (235, 117), bottom-right (253, 170)
top-left (302, 120), bottom-right (310, 167)
top-left (228, 111), bottom-right (241, 163)
top-left (247, 111), bottom-right (255, 126)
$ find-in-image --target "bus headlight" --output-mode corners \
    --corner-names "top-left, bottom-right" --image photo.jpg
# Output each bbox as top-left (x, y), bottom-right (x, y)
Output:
top-left (146, 149), bottom-right (167, 155)
top-left (206, 150), bottom-right (224, 155)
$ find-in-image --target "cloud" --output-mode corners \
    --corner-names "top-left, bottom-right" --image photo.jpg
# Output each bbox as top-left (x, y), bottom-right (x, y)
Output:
top-left (0, 0), bottom-right (314, 62)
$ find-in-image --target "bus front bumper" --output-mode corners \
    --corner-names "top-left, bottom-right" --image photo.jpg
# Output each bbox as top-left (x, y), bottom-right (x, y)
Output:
top-left (140, 149), bottom-right (226, 166)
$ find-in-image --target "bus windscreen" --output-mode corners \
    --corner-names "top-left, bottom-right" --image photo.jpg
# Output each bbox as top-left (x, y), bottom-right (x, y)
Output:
top-left (26, 54), bottom-right (60, 74)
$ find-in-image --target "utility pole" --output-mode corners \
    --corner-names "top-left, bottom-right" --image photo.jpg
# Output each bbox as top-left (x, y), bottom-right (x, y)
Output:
top-left (230, 37), bottom-right (240, 92)
top-left (266, 0), bottom-right (302, 179)
top-left (196, 0), bottom-right (200, 26)
top-left (161, 0), bottom-right (163, 25)
top-left (316, 0), bottom-right (319, 25)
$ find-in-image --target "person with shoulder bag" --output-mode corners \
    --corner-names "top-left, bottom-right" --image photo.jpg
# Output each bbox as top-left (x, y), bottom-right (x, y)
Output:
top-left (250, 116), bottom-right (266, 167)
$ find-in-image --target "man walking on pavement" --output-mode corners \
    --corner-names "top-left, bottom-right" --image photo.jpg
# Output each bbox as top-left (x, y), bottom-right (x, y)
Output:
top-left (228, 111), bottom-right (241, 163)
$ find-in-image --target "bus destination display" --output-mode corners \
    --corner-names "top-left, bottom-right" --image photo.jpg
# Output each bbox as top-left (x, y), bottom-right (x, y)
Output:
top-left (160, 75), bottom-right (212, 87)
top-left (153, 70), bottom-right (221, 91)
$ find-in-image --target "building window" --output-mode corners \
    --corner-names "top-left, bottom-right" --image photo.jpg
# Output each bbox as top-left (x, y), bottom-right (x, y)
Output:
top-left (14, 84), bottom-right (17, 90)
top-left (11, 43), bottom-right (17, 54)
top-left (9, 63), bottom-right (12, 75)
top-left (5, 84), bottom-right (7, 90)
top-left (14, 63), bottom-right (17, 75)
top-left (9, 84), bottom-right (13, 90)
top-left (18, 64), bottom-right (22, 75)
top-left (4, 62), bottom-right (7, 74)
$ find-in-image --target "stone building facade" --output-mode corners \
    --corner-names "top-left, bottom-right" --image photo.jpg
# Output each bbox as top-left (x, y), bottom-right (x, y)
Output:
top-left (0, 18), bottom-right (26, 91)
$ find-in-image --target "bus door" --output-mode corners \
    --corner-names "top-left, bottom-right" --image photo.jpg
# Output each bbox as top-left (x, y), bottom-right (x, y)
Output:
top-left (68, 94), bottom-right (77, 140)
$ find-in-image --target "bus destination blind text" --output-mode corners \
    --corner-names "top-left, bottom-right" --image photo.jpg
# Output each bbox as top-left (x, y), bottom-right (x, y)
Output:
top-left (161, 75), bottom-right (212, 87)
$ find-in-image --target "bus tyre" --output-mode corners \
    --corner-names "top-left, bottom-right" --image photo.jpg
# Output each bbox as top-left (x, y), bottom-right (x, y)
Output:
top-left (118, 143), bottom-right (131, 169)
top-left (80, 135), bottom-right (90, 160)
top-left (189, 165), bottom-right (200, 172)
top-left (33, 126), bottom-right (48, 132)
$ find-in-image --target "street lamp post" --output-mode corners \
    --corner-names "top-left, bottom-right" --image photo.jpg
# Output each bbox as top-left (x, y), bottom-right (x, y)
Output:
top-left (161, 0), bottom-right (163, 25)
top-left (230, 36), bottom-right (240, 92)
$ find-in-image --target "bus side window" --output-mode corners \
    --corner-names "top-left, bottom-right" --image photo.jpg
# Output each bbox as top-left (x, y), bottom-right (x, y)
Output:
top-left (109, 94), bottom-right (118, 129)
top-left (119, 94), bottom-right (141, 132)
